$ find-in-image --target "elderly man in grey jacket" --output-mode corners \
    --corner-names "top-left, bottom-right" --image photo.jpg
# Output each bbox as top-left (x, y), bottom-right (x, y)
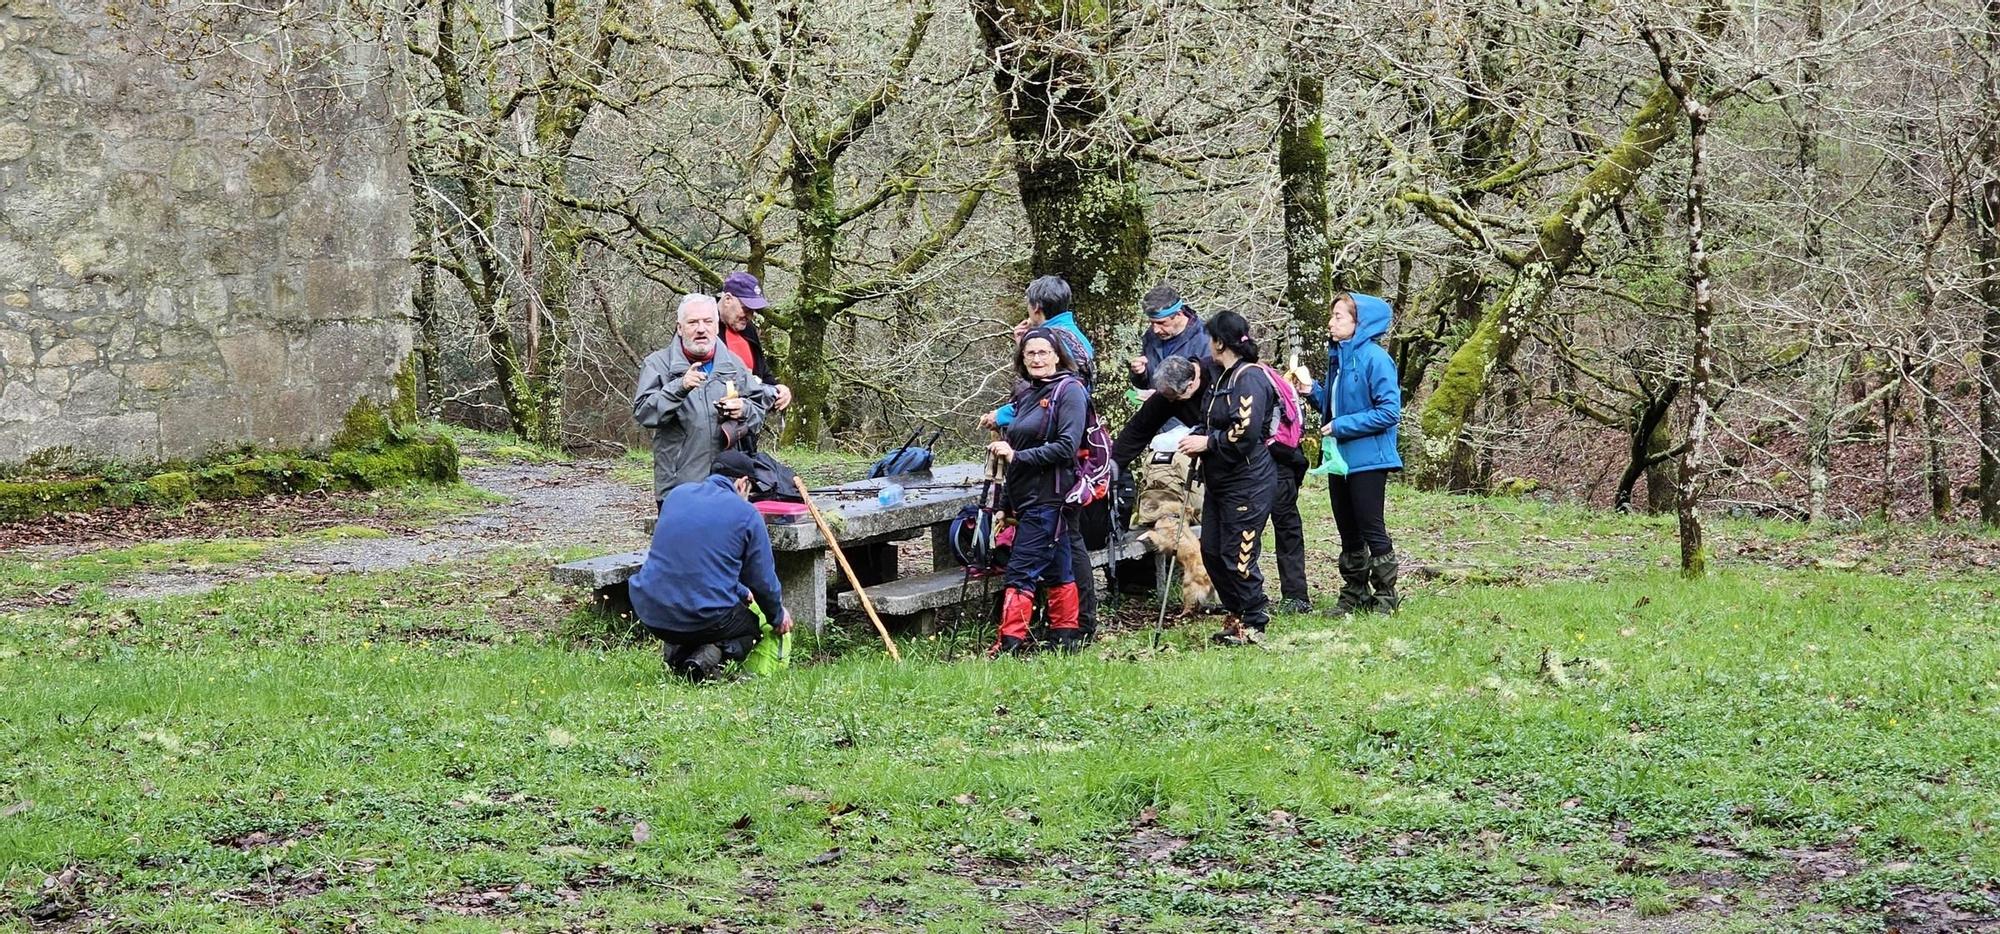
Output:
top-left (634, 294), bottom-right (769, 503)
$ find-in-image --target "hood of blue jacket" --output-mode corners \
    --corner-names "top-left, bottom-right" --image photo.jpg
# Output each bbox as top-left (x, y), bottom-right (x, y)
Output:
top-left (1342, 292), bottom-right (1392, 349)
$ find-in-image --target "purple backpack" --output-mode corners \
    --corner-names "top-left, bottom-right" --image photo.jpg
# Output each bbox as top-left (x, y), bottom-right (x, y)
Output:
top-left (1253, 363), bottom-right (1305, 449)
top-left (1044, 376), bottom-right (1113, 507)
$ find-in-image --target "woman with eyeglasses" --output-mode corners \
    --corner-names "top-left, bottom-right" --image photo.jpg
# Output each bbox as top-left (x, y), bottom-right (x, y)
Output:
top-left (984, 327), bottom-right (1088, 656)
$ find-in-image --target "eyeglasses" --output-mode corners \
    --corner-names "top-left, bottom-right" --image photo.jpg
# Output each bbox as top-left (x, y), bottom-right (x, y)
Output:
top-left (1022, 349), bottom-right (1058, 359)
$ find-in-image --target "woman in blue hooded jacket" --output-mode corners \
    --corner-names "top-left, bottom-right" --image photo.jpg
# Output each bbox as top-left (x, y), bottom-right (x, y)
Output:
top-left (1306, 292), bottom-right (1403, 613)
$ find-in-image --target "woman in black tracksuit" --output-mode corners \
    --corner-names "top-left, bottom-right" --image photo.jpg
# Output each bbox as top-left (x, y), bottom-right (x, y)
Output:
top-left (987, 328), bottom-right (1089, 655)
top-left (1177, 310), bottom-right (1282, 646)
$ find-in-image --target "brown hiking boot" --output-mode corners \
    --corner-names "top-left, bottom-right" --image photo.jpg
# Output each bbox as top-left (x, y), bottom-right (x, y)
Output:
top-left (1210, 615), bottom-right (1261, 646)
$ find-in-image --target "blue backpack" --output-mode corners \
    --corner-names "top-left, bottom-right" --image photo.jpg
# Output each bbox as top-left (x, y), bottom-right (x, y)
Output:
top-left (867, 427), bottom-right (943, 479)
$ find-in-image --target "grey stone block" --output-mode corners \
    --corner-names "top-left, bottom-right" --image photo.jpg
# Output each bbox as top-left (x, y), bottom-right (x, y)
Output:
top-left (550, 551), bottom-right (647, 589)
top-left (217, 330), bottom-right (288, 387)
top-left (0, 122), bottom-right (31, 162)
top-left (72, 412), bottom-right (158, 461)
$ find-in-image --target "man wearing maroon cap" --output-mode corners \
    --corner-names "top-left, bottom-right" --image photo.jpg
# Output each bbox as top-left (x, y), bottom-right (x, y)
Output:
top-left (717, 271), bottom-right (793, 414)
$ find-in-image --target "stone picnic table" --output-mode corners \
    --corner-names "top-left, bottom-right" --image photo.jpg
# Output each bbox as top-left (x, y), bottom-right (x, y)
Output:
top-left (552, 463), bottom-right (991, 632)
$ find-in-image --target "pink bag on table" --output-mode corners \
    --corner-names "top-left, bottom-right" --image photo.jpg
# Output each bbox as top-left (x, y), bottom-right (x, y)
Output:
top-left (754, 500), bottom-right (811, 521)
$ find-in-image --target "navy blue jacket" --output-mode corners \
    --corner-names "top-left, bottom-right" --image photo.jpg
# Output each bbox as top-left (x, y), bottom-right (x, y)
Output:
top-left (1308, 293), bottom-right (1403, 472)
top-left (1002, 373), bottom-right (1087, 511)
top-left (630, 475), bottom-right (784, 632)
top-left (1129, 311), bottom-right (1212, 390)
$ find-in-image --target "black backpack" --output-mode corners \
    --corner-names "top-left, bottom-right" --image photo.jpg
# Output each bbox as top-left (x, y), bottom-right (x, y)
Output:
top-left (747, 453), bottom-right (803, 503)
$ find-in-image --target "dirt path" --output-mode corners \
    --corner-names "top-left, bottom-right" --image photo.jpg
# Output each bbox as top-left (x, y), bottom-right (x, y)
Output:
top-left (269, 461), bottom-right (650, 576)
top-left (32, 461), bottom-right (652, 604)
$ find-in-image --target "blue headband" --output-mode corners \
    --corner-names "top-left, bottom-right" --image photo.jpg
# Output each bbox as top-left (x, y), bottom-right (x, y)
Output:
top-left (1146, 300), bottom-right (1184, 320)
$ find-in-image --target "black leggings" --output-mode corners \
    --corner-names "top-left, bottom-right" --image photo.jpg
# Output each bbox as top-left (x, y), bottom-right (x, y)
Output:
top-left (1201, 477), bottom-right (1274, 627)
top-left (1270, 444), bottom-right (1308, 602)
top-left (1328, 468), bottom-right (1394, 555)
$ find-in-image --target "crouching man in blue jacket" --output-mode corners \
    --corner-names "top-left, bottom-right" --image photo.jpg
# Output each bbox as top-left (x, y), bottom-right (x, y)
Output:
top-left (629, 450), bottom-right (793, 681)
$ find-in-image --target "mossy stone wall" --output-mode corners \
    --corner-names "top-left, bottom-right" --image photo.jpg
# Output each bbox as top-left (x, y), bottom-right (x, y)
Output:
top-left (0, 0), bottom-right (411, 466)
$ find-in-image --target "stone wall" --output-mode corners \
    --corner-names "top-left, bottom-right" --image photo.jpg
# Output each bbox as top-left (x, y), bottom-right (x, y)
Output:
top-left (0, 0), bottom-right (410, 466)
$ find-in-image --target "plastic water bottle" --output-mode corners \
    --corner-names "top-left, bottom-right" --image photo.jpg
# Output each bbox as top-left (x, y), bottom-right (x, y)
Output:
top-left (877, 482), bottom-right (905, 507)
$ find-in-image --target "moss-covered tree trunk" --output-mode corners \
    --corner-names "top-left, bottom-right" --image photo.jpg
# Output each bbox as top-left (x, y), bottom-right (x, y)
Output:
top-left (1913, 181), bottom-right (1957, 521)
top-left (1414, 81), bottom-right (1679, 490)
top-left (1798, 0), bottom-right (1840, 524)
top-left (972, 0), bottom-right (1148, 341)
top-left (1978, 174), bottom-right (2000, 525)
top-left (410, 197), bottom-right (445, 421)
top-left (1277, 54), bottom-right (1331, 336)
top-left (411, 0), bottom-right (618, 449)
top-left (685, 0), bottom-right (960, 446)
top-left (1613, 382), bottom-right (1679, 513)
top-left (1644, 415), bottom-right (1680, 515)
top-left (513, 0), bottom-right (620, 450)
top-left (785, 156), bottom-right (840, 445)
top-left (1916, 338), bottom-right (1951, 519)
top-left (1013, 153), bottom-right (1148, 341)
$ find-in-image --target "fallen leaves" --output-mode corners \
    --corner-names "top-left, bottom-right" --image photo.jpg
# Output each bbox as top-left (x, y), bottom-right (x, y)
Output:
top-left (25, 865), bottom-right (86, 924)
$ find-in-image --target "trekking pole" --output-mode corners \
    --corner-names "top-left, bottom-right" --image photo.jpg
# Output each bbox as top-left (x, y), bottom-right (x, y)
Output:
top-left (877, 427), bottom-right (923, 478)
top-left (948, 449), bottom-right (1004, 658)
top-left (793, 477), bottom-right (902, 662)
top-left (1153, 552), bottom-right (1178, 651)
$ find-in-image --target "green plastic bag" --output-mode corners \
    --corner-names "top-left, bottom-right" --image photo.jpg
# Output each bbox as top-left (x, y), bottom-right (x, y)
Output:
top-left (1307, 430), bottom-right (1349, 478)
top-left (738, 603), bottom-right (792, 677)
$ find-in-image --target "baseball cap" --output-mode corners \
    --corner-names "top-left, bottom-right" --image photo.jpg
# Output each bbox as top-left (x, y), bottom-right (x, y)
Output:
top-left (721, 271), bottom-right (769, 310)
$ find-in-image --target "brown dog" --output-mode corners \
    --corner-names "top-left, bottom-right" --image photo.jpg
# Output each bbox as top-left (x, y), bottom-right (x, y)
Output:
top-left (1139, 517), bottom-right (1214, 616)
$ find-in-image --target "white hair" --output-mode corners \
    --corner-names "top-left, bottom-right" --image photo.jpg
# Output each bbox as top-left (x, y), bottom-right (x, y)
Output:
top-left (676, 293), bottom-right (719, 323)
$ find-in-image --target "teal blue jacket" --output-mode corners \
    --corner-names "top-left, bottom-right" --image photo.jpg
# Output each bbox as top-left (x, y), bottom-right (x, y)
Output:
top-left (1307, 293), bottom-right (1402, 473)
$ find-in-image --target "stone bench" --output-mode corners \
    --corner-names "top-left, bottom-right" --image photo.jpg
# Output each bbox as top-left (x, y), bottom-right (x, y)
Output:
top-left (551, 550), bottom-right (648, 592)
top-left (554, 464), bottom-right (986, 632)
top-left (835, 537), bottom-right (1149, 625)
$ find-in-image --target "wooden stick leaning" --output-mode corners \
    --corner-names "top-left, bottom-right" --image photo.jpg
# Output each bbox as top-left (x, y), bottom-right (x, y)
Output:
top-left (792, 476), bottom-right (902, 663)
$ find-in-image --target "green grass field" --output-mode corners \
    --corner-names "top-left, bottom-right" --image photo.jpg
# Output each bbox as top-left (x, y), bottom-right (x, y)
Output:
top-left (2, 455), bottom-right (1997, 931)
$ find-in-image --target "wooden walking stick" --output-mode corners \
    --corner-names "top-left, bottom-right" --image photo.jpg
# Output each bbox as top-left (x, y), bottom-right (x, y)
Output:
top-left (793, 476), bottom-right (902, 662)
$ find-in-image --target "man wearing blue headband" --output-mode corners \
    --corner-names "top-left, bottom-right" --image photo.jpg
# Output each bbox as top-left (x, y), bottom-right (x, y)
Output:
top-left (1126, 284), bottom-right (1211, 397)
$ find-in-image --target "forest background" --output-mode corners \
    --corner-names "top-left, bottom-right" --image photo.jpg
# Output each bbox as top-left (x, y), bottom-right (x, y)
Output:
top-left (149, 0), bottom-right (2000, 556)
